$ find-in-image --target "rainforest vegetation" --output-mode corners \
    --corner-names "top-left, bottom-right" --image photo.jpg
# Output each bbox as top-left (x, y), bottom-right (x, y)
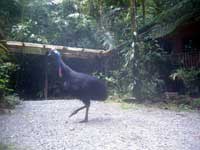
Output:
top-left (0, 0), bottom-right (200, 109)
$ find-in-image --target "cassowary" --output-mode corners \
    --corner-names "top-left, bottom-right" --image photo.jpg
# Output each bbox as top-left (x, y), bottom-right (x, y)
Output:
top-left (48, 49), bottom-right (107, 122)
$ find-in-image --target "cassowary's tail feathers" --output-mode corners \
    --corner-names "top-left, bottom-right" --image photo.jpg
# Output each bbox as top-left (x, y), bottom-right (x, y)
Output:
top-left (89, 80), bottom-right (108, 101)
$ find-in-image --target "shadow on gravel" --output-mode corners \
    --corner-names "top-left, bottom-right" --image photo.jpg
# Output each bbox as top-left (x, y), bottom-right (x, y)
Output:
top-left (88, 118), bottom-right (112, 124)
top-left (70, 117), bottom-right (113, 125)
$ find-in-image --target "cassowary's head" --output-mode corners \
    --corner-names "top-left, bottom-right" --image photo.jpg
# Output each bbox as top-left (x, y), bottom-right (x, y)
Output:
top-left (47, 49), bottom-right (61, 59)
top-left (47, 49), bottom-right (63, 77)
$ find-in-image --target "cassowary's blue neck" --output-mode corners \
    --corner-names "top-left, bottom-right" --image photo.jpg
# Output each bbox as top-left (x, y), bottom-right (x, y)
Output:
top-left (57, 56), bottom-right (72, 77)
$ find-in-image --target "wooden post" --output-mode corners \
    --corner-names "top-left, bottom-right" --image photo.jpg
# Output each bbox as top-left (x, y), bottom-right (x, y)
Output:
top-left (44, 51), bottom-right (48, 99)
top-left (104, 57), bottom-right (109, 76)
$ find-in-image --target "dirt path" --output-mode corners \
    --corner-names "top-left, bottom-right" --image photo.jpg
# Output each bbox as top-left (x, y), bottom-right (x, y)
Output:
top-left (0, 100), bottom-right (200, 150)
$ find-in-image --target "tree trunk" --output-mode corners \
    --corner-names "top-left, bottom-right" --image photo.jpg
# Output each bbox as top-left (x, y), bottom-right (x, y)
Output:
top-left (130, 0), bottom-right (140, 97)
top-left (88, 0), bottom-right (94, 17)
top-left (142, 0), bottom-right (146, 24)
top-left (98, 0), bottom-right (103, 28)
top-left (130, 0), bottom-right (137, 33)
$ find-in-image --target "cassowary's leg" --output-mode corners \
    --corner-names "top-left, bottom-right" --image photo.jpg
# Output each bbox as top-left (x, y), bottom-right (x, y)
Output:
top-left (80, 100), bottom-right (90, 123)
top-left (69, 105), bottom-right (86, 118)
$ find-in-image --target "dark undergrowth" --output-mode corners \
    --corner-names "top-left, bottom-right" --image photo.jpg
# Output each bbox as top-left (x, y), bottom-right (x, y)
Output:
top-left (0, 95), bottom-right (21, 110)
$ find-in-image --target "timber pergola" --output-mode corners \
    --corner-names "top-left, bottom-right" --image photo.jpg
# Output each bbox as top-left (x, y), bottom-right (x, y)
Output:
top-left (1, 40), bottom-right (112, 99)
top-left (1, 40), bottom-right (111, 58)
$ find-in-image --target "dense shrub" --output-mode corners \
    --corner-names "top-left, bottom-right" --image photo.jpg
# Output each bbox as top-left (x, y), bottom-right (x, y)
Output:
top-left (170, 68), bottom-right (200, 95)
top-left (0, 44), bottom-right (19, 107)
top-left (129, 40), bottom-right (173, 100)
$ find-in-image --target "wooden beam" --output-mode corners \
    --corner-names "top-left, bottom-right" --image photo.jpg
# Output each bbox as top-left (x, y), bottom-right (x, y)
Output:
top-left (1, 41), bottom-right (111, 58)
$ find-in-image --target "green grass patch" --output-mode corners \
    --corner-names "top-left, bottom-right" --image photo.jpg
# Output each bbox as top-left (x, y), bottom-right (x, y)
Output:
top-left (155, 102), bottom-right (194, 112)
top-left (0, 143), bottom-right (15, 150)
top-left (192, 98), bottom-right (200, 109)
top-left (120, 102), bottom-right (135, 109)
top-left (107, 95), bottom-right (146, 110)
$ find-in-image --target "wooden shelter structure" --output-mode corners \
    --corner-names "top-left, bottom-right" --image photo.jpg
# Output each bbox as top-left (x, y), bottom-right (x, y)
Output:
top-left (1, 40), bottom-right (111, 99)
top-left (1, 40), bottom-right (111, 58)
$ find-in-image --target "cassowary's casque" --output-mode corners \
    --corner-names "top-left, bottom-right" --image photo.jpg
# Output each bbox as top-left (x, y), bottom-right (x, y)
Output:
top-left (48, 49), bottom-right (107, 122)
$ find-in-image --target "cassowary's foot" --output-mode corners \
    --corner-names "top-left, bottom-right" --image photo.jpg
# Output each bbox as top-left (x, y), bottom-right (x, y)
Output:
top-left (80, 106), bottom-right (89, 123)
top-left (69, 112), bottom-right (76, 118)
top-left (69, 106), bottom-right (86, 118)
top-left (79, 119), bottom-right (88, 123)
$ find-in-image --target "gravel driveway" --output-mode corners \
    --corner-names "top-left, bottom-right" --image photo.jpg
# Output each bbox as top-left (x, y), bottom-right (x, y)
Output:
top-left (0, 100), bottom-right (200, 150)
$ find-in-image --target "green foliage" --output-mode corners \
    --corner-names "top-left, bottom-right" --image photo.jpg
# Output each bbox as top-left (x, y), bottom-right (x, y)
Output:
top-left (2, 0), bottom-right (198, 103)
top-left (0, 45), bottom-right (18, 102)
top-left (94, 0), bottom-right (181, 99)
top-left (10, 0), bottom-right (103, 49)
top-left (0, 63), bottom-right (15, 95)
top-left (0, 0), bottom-right (21, 37)
top-left (94, 70), bottom-right (133, 96)
top-left (140, 0), bottom-right (200, 39)
top-left (0, 0), bottom-right (20, 105)
top-left (0, 49), bottom-right (16, 99)
top-left (151, 0), bottom-right (185, 14)
top-left (104, 0), bottom-right (130, 8)
top-left (131, 40), bottom-right (168, 99)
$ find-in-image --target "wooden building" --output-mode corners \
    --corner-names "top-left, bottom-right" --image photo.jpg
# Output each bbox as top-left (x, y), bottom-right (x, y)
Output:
top-left (139, 0), bottom-right (200, 68)
top-left (139, 0), bottom-right (200, 93)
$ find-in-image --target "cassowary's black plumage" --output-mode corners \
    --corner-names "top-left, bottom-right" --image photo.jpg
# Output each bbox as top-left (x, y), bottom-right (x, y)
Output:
top-left (48, 49), bottom-right (107, 122)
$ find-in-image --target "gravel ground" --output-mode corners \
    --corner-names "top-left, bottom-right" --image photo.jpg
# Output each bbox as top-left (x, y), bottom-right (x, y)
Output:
top-left (0, 100), bottom-right (200, 150)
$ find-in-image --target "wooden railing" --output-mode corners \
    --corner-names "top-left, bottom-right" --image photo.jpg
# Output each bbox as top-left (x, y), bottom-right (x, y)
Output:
top-left (169, 51), bottom-right (200, 68)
